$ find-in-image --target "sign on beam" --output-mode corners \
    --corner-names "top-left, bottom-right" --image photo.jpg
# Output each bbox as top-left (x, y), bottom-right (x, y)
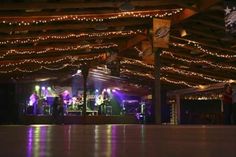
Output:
top-left (153, 18), bottom-right (171, 48)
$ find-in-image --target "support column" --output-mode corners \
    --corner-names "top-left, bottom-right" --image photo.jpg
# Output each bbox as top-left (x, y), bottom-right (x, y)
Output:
top-left (81, 63), bottom-right (89, 117)
top-left (176, 94), bottom-right (181, 124)
top-left (154, 48), bottom-right (162, 124)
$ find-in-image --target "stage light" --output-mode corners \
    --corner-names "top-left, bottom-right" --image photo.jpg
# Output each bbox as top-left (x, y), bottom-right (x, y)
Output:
top-left (41, 86), bottom-right (46, 90)
top-left (77, 69), bottom-right (81, 74)
top-left (112, 89), bottom-right (116, 92)
top-left (64, 90), bottom-right (69, 95)
top-left (47, 87), bottom-right (51, 90)
top-left (103, 89), bottom-right (107, 92)
top-left (95, 89), bottom-right (99, 93)
top-left (107, 88), bottom-right (111, 93)
top-left (35, 85), bottom-right (40, 91)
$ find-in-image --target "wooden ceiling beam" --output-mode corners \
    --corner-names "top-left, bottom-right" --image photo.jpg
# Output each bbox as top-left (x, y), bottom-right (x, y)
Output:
top-left (186, 29), bottom-right (223, 40)
top-left (0, 0), bottom-right (195, 11)
top-left (118, 34), bottom-right (147, 52)
top-left (196, 0), bottom-right (222, 11)
top-left (171, 0), bottom-right (221, 25)
top-left (187, 19), bottom-right (225, 30)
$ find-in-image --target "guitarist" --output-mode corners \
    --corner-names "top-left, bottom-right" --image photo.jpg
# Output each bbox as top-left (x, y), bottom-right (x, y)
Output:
top-left (95, 94), bottom-right (104, 115)
top-left (95, 91), bottom-right (110, 115)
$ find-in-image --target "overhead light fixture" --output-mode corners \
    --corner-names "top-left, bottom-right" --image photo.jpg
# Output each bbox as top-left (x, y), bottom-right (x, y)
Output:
top-left (119, 1), bottom-right (135, 12)
top-left (180, 29), bottom-right (188, 37)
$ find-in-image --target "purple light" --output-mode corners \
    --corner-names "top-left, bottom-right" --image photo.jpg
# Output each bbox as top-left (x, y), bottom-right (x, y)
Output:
top-left (112, 89), bottom-right (116, 92)
top-left (41, 86), bottom-right (46, 90)
top-left (64, 90), bottom-right (69, 95)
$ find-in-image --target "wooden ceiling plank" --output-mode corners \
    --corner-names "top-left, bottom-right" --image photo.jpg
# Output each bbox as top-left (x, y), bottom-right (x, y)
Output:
top-left (171, 0), bottom-right (221, 25)
top-left (0, 0), bottom-right (195, 11)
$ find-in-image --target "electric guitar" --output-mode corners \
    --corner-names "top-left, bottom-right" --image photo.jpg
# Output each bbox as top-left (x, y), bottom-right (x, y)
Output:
top-left (95, 95), bottom-right (104, 106)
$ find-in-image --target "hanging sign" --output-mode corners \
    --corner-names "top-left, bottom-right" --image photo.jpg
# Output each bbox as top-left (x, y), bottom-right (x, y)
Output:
top-left (153, 18), bottom-right (171, 48)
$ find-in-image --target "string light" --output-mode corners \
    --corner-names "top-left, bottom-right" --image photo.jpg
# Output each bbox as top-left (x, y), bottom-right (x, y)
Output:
top-left (161, 67), bottom-right (225, 83)
top-left (120, 57), bottom-right (154, 68)
top-left (0, 43), bottom-right (117, 58)
top-left (0, 65), bottom-right (70, 73)
top-left (160, 77), bottom-right (195, 88)
top-left (121, 68), bottom-right (154, 79)
top-left (0, 8), bottom-right (183, 26)
top-left (121, 68), bottom-right (196, 88)
top-left (161, 51), bottom-right (236, 71)
top-left (172, 42), bottom-right (236, 58)
top-left (0, 29), bottom-right (143, 45)
top-left (121, 57), bottom-right (227, 83)
top-left (134, 46), bottom-right (236, 71)
top-left (0, 54), bottom-right (105, 69)
top-left (0, 55), bottom-right (105, 73)
top-left (184, 94), bottom-right (221, 100)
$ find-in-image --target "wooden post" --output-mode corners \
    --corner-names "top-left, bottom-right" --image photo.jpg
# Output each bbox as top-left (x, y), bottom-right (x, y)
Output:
top-left (176, 94), bottom-right (181, 124)
top-left (81, 63), bottom-right (89, 117)
top-left (154, 48), bottom-right (162, 124)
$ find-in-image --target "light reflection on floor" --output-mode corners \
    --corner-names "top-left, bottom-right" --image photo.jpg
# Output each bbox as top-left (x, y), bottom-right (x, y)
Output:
top-left (0, 125), bottom-right (236, 157)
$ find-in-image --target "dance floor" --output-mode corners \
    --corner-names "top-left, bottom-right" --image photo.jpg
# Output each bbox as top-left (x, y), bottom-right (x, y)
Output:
top-left (0, 125), bottom-right (236, 157)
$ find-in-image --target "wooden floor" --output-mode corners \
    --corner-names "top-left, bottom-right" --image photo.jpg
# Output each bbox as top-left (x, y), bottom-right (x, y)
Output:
top-left (0, 125), bottom-right (236, 157)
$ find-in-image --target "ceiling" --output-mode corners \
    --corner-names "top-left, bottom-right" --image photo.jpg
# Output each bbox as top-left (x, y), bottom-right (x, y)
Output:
top-left (0, 0), bottom-right (234, 91)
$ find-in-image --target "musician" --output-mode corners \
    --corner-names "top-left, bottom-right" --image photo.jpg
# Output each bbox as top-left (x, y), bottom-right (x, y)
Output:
top-left (95, 91), bottom-right (110, 115)
top-left (62, 90), bottom-right (71, 115)
top-left (29, 91), bottom-right (39, 115)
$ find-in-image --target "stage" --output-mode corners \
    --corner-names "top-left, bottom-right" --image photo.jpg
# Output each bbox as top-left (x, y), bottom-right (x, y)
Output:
top-left (19, 114), bottom-right (139, 124)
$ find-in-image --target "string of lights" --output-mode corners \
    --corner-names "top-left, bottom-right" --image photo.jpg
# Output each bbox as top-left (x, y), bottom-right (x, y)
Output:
top-left (121, 68), bottom-right (196, 88)
top-left (0, 64), bottom-right (78, 74)
top-left (120, 58), bottom-right (154, 68)
top-left (160, 77), bottom-right (196, 88)
top-left (121, 68), bottom-right (154, 79)
top-left (1, 8), bottom-right (183, 26)
top-left (184, 94), bottom-right (221, 100)
top-left (0, 54), bottom-right (105, 69)
top-left (161, 51), bottom-right (236, 71)
top-left (161, 67), bottom-right (225, 83)
top-left (172, 42), bottom-right (236, 58)
top-left (0, 30), bottom-right (143, 45)
top-left (0, 43), bottom-right (117, 58)
top-left (133, 46), bottom-right (236, 71)
top-left (121, 57), bottom-right (227, 83)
